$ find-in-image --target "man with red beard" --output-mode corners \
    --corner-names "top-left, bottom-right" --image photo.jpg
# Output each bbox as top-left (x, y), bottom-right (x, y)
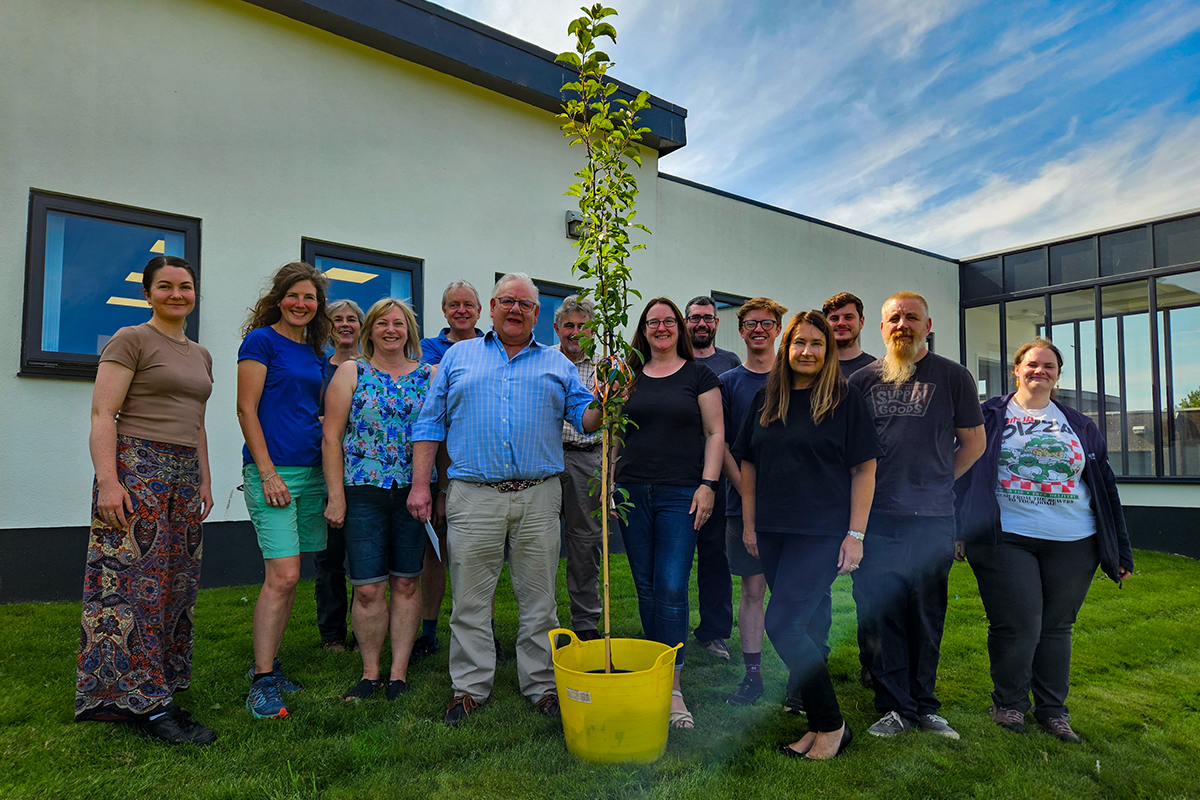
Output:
top-left (849, 292), bottom-right (985, 740)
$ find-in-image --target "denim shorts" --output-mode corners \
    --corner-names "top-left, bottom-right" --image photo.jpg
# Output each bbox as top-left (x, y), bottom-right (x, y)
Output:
top-left (343, 484), bottom-right (427, 584)
top-left (243, 464), bottom-right (327, 559)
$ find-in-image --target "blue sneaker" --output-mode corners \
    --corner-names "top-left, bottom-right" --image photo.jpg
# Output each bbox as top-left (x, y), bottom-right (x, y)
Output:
top-left (246, 675), bottom-right (289, 719)
top-left (246, 659), bottom-right (304, 693)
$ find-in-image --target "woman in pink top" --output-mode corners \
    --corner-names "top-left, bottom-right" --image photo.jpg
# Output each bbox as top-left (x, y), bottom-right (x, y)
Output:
top-left (74, 255), bottom-right (216, 746)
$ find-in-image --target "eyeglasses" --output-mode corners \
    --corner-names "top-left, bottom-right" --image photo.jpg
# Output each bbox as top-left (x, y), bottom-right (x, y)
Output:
top-left (740, 319), bottom-right (778, 331)
top-left (645, 318), bottom-right (678, 329)
top-left (686, 314), bottom-right (717, 324)
top-left (496, 296), bottom-right (537, 313)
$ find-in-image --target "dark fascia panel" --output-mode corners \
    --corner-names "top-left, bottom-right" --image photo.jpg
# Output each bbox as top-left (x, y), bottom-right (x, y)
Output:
top-left (243, 0), bottom-right (688, 154)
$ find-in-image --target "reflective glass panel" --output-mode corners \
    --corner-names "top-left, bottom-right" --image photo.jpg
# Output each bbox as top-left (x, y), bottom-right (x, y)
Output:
top-left (1100, 281), bottom-right (1153, 476)
top-left (1156, 273), bottom-right (1200, 476)
top-left (41, 211), bottom-right (185, 356)
top-left (1049, 290), bottom-right (1098, 428)
top-left (1154, 215), bottom-right (1200, 269)
top-left (1099, 228), bottom-right (1152, 277)
top-left (961, 257), bottom-right (1002, 300)
top-left (1049, 238), bottom-right (1097, 285)
top-left (317, 255), bottom-right (414, 332)
top-left (1004, 249), bottom-right (1047, 292)
top-left (964, 305), bottom-right (1002, 401)
top-left (1005, 297), bottom-right (1046, 392)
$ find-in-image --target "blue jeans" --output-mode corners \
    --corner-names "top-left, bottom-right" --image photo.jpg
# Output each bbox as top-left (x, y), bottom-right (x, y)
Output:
top-left (343, 484), bottom-right (427, 584)
top-left (617, 483), bottom-right (697, 666)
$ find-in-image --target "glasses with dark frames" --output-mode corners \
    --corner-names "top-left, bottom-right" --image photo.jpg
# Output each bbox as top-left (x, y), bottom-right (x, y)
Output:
top-left (740, 319), bottom-right (778, 331)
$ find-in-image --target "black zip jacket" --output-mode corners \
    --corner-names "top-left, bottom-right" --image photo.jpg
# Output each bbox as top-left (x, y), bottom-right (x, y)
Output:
top-left (953, 393), bottom-right (1134, 583)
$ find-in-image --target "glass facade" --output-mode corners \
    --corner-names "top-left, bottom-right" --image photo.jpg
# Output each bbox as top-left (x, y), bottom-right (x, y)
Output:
top-left (302, 239), bottom-right (424, 339)
top-left (960, 210), bottom-right (1200, 481)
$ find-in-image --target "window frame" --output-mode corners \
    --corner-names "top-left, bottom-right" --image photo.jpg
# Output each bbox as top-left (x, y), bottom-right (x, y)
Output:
top-left (958, 209), bottom-right (1200, 483)
top-left (303, 238), bottom-right (425, 332)
top-left (20, 190), bottom-right (202, 380)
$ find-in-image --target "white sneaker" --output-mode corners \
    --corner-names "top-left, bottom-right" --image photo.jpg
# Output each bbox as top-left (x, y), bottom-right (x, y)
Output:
top-left (867, 711), bottom-right (913, 737)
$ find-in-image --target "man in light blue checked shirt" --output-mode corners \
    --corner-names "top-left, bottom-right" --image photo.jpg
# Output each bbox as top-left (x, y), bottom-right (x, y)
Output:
top-left (409, 273), bottom-right (603, 726)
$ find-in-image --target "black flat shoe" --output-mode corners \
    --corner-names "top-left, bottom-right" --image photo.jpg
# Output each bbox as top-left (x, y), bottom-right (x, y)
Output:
top-left (803, 725), bottom-right (853, 761)
top-left (777, 741), bottom-right (810, 758)
top-left (343, 678), bottom-right (381, 701)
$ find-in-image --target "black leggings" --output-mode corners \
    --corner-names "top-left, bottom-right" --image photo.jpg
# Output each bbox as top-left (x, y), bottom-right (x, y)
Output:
top-left (758, 532), bottom-right (844, 732)
top-left (968, 532), bottom-right (1099, 720)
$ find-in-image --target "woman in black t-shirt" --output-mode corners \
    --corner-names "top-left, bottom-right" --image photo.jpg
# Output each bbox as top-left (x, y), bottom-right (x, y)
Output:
top-left (734, 311), bottom-right (882, 760)
top-left (616, 297), bottom-right (724, 731)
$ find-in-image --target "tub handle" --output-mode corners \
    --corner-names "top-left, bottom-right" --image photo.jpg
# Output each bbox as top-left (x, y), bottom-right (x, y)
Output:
top-left (549, 627), bottom-right (579, 652)
top-left (653, 643), bottom-right (684, 669)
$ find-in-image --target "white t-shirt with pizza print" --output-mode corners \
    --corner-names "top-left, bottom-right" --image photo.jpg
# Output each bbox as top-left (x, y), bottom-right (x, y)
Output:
top-left (995, 399), bottom-right (1096, 541)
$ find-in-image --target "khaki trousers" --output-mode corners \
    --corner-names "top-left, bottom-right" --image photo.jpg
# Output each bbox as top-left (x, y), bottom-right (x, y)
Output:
top-left (559, 448), bottom-right (603, 632)
top-left (446, 478), bottom-right (562, 702)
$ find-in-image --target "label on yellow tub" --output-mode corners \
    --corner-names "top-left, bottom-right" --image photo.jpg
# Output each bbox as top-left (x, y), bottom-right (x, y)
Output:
top-left (566, 688), bottom-right (592, 703)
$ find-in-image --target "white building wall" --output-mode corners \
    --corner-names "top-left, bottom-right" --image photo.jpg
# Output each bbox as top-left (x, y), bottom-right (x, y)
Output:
top-left (0, 0), bottom-right (659, 529)
top-left (652, 177), bottom-right (961, 356)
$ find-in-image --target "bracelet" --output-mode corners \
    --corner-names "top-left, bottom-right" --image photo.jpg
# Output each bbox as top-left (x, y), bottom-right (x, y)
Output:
top-left (261, 472), bottom-right (278, 484)
top-left (847, 530), bottom-right (865, 541)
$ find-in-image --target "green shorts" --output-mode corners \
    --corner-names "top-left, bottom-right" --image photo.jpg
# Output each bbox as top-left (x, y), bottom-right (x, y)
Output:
top-left (243, 464), bottom-right (327, 559)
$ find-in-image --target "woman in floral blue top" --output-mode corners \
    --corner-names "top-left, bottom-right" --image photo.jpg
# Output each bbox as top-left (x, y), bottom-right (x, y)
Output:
top-left (323, 298), bottom-right (435, 703)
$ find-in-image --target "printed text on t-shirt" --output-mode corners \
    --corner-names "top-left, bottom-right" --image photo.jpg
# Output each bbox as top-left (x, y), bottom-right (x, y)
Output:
top-left (868, 382), bottom-right (936, 417)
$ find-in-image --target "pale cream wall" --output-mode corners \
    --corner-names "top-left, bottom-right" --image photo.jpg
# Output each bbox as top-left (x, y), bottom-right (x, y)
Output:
top-left (652, 177), bottom-right (961, 361)
top-left (0, 0), bottom-right (658, 528)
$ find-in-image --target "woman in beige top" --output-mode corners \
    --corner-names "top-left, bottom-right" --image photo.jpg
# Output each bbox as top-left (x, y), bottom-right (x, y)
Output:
top-left (74, 255), bottom-right (217, 747)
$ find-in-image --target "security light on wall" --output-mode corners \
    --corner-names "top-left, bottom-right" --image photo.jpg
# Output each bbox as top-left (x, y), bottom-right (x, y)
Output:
top-left (565, 210), bottom-right (584, 240)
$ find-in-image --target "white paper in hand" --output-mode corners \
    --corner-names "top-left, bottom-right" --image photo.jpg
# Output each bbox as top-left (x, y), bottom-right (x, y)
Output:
top-left (424, 518), bottom-right (441, 561)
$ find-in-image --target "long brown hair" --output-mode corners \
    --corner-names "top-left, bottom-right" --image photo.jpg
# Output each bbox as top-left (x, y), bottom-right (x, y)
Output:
top-left (761, 311), bottom-right (848, 427)
top-left (242, 261), bottom-right (331, 355)
top-left (629, 297), bottom-right (693, 376)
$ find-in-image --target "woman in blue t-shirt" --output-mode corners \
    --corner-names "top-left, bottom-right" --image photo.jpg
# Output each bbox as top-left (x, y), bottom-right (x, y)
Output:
top-left (236, 261), bottom-right (331, 720)
top-left (322, 298), bottom-right (435, 704)
top-left (616, 297), bottom-right (725, 730)
top-left (734, 311), bottom-right (882, 760)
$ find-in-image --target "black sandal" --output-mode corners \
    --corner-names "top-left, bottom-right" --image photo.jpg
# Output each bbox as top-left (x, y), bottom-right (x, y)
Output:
top-left (387, 679), bottom-right (408, 702)
top-left (343, 678), bottom-right (381, 701)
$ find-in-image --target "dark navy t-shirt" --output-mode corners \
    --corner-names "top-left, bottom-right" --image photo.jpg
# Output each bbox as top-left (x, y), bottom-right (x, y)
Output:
top-left (719, 365), bottom-right (769, 516)
top-left (238, 326), bottom-right (325, 467)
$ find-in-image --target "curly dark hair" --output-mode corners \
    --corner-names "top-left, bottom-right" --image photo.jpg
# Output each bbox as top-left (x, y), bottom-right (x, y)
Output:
top-left (242, 261), bottom-right (331, 355)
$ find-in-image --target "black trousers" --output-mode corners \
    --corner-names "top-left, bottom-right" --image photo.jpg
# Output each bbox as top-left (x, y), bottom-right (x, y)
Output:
top-left (759, 532), bottom-right (844, 732)
top-left (693, 488), bottom-right (733, 643)
top-left (853, 514), bottom-right (955, 724)
top-left (313, 523), bottom-right (350, 643)
top-left (968, 532), bottom-right (1099, 721)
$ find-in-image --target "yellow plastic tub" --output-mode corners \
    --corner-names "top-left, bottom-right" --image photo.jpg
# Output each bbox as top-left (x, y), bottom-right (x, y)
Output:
top-left (549, 628), bottom-right (682, 764)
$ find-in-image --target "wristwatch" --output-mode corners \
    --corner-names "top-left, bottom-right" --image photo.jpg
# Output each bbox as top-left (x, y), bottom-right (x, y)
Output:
top-left (847, 530), bottom-right (865, 541)
top-left (700, 479), bottom-right (719, 490)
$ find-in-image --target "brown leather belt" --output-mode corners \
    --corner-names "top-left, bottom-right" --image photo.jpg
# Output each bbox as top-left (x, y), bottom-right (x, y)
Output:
top-left (563, 441), bottom-right (600, 452)
top-left (480, 477), bottom-right (550, 493)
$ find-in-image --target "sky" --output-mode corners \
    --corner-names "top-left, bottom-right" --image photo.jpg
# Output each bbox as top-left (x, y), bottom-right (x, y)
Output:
top-left (438, 0), bottom-right (1200, 258)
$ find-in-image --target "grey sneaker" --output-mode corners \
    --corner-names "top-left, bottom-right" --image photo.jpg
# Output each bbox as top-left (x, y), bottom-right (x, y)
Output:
top-left (867, 711), bottom-right (913, 737)
top-left (918, 713), bottom-right (960, 740)
top-left (1038, 714), bottom-right (1081, 743)
top-left (989, 704), bottom-right (1027, 734)
top-left (699, 638), bottom-right (730, 660)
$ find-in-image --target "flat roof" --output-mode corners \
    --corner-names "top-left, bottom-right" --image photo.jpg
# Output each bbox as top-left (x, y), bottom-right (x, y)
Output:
top-left (962, 207), bottom-right (1200, 262)
top-left (245, 0), bottom-right (688, 154)
top-left (659, 173), bottom-right (957, 263)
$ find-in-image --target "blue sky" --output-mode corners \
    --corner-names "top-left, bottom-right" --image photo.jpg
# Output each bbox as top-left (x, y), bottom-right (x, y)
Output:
top-left (440, 0), bottom-right (1200, 258)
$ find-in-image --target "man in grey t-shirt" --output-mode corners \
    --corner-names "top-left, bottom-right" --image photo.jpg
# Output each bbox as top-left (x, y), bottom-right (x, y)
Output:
top-left (849, 292), bottom-right (985, 741)
top-left (684, 295), bottom-right (739, 659)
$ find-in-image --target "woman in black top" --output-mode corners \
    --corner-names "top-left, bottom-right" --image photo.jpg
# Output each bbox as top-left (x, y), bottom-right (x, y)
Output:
top-left (735, 311), bottom-right (882, 759)
top-left (617, 297), bottom-right (724, 730)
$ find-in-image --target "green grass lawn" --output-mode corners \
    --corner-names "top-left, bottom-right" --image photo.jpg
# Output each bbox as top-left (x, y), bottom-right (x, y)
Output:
top-left (2, 550), bottom-right (1198, 800)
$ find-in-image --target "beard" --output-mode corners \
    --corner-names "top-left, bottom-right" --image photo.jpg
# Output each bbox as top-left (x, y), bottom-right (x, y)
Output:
top-left (834, 330), bottom-right (860, 350)
top-left (880, 331), bottom-right (923, 384)
top-left (690, 329), bottom-right (715, 349)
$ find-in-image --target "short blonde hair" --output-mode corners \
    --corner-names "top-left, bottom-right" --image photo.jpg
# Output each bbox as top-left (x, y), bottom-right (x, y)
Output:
top-left (737, 296), bottom-right (789, 324)
top-left (882, 291), bottom-right (929, 317)
top-left (360, 298), bottom-right (422, 361)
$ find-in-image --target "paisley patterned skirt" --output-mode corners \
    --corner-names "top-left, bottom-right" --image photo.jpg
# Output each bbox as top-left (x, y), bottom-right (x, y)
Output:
top-left (75, 435), bottom-right (203, 721)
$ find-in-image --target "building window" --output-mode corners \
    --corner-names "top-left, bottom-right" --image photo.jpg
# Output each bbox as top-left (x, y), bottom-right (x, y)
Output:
top-left (959, 210), bottom-right (1200, 482)
top-left (303, 239), bottom-right (424, 334)
top-left (710, 291), bottom-right (750, 355)
top-left (21, 191), bottom-right (201, 379)
top-left (961, 257), bottom-right (1002, 301)
top-left (1004, 249), bottom-right (1047, 293)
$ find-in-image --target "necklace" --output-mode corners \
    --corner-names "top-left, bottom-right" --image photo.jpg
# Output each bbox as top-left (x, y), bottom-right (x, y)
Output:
top-left (146, 321), bottom-right (191, 355)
